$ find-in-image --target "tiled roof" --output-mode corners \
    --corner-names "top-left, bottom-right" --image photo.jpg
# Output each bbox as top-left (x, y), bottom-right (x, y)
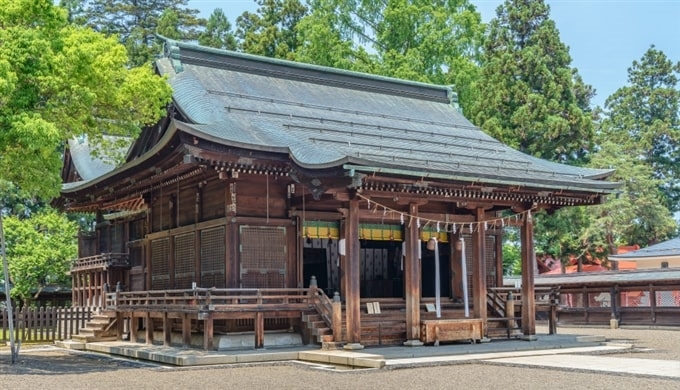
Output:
top-left (156, 39), bottom-right (618, 194)
top-left (536, 268), bottom-right (680, 287)
top-left (609, 237), bottom-right (680, 260)
top-left (63, 136), bottom-right (131, 190)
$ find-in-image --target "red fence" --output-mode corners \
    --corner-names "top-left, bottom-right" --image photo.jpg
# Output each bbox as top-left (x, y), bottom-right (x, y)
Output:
top-left (0, 306), bottom-right (93, 343)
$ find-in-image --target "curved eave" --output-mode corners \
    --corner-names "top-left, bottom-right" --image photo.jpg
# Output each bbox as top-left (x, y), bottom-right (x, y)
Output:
top-left (61, 124), bottom-right (181, 195)
top-left (344, 164), bottom-right (620, 195)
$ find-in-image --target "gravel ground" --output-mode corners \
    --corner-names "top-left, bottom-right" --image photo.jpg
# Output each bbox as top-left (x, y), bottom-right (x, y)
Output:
top-left (1, 326), bottom-right (678, 390)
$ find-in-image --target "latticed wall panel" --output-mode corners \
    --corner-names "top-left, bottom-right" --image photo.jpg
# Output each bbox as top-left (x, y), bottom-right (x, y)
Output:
top-left (174, 233), bottom-right (195, 289)
top-left (151, 238), bottom-right (170, 290)
top-left (240, 226), bottom-right (287, 288)
top-left (201, 227), bottom-right (226, 288)
top-left (656, 290), bottom-right (680, 306)
top-left (461, 233), bottom-right (498, 298)
top-left (485, 235), bottom-right (497, 288)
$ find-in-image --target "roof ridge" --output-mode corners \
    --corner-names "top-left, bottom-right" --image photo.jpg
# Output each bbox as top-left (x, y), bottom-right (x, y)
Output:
top-left (161, 37), bottom-right (455, 105)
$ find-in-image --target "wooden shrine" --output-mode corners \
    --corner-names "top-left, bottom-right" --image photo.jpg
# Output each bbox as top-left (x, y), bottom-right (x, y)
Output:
top-left (59, 38), bottom-right (619, 349)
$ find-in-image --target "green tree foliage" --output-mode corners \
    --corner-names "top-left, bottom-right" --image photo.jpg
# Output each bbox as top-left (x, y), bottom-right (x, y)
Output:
top-left (77, 0), bottom-right (204, 66)
top-left (296, 0), bottom-right (484, 112)
top-left (235, 0), bottom-right (308, 60)
top-left (470, 0), bottom-right (593, 163)
top-left (198, 8), bottom-right (237, 50)
top-left (0, 0), bottom-right (172, 199)
top-left (2, 210), bottom-right (77, 304)
top-left (585, 141), bottom-right (677, 249)
top-left (600, 46), bottom-right (680, 211)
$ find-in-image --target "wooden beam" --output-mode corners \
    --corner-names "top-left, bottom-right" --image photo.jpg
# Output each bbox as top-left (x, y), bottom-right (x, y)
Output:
top-left (203, 313), bottom-right (214, 350)
top-left (521, 212), bottom-right (536, 337)
top-left (145, 313), bottom-right (153, 345)
top-left (472, 207), bottom-right (487, 334)
top-left (255, 312), bottom-right (264, 349)
top-left (343, 199), bottom-right (362, 346)
top-left (404, 203), bottom-right (421, 343)
top-left (163, 312), bottom-right (172, 346)
top-left (181, 313), bottom-right (192, 347)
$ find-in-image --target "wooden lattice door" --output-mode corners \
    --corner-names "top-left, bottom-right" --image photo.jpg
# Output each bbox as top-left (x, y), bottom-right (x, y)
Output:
top-left (239, 226), bottom-right (287, 288)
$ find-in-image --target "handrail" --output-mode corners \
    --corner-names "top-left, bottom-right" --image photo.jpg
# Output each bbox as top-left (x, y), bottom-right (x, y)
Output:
top-left (106, 287), bottom-right (315, 311)
top-left (72, 253), bottom-right (130, 271)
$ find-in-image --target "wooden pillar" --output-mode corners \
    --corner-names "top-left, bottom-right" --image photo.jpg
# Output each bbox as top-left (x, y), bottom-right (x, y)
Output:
top-left (255, 312), bottom-right (264, 349)
top-left (130, 317), bottom-right (138, 342)
top-left (450, 231), bottom-right (462, 300)
top-left (520, 210), bottom-right (536, 338)
top-left (145, 313), bottom-right (154, 345)
top-left (182, 314), bottom-right (192, 347)
top-left (163, 312), bottom-right (172, 346)
top-left (72, 272), bottom-right (78, 307)
top-left (472, 208), bottom-right (487, 335)
top-left (343, 198), bottom-right (362, 349)
top-left (203, 313), bottom-right (214, 350)
top-left (403, 203), bottom-right (422, 345)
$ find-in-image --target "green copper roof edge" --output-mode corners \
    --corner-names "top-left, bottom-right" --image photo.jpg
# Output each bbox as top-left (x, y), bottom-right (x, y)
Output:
top-left (343, 164), bottom-right (620, 194)
top-left (159, 36), bottom-right (453, 97)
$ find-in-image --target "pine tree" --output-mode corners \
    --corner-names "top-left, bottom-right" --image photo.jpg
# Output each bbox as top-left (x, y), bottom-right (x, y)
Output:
top-left (469, 0), bottom-right (593, 163)
top-left (600, 46), bottom-right (680, 210)
top-left (78, 0), bottom-right (204, 66)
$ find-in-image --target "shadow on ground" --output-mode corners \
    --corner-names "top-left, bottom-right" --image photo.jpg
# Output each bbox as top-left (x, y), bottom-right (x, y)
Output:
top-left (0, 347), bottom-right (150, 375)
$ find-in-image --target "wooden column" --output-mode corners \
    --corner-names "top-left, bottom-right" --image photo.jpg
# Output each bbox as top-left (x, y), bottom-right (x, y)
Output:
top-left (403, 203), bottom-right (422, 345)
top-left (130, 317), bottom-right (138, 343)
top-left (182, 314), bottom-right (192, 347)
top-left (163, 312), bottom-right (172, 346)
top-left (343, 198), bottom-right (362, 349)
top-left (450, 231), bottom-right (463, 300)
top-left (520, 210), bottom-right (537, 338)
top-left (145, 313), bottom-right (154, 345)
top-left (203, 313), bottom-right (214, 350)
top-left (255, 312), bottom-right (264, 349)
top-left (472, 208), bottom-right (487, 333)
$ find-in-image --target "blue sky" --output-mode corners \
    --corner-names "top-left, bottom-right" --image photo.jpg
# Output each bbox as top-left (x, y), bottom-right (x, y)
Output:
top-left (190, 0), bottom-right (680, 108)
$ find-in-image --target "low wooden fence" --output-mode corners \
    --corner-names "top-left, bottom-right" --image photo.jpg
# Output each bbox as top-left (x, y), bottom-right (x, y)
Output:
top-left (557, 285), bottom-right (680, 326)
top-left (0, 306), bottom-right (94, 343)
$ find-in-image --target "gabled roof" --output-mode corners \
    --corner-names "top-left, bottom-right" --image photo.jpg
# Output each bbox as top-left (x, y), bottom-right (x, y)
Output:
top-left (536, 268), bottom-right (680, 287)
top-left (153, 39), bottom-right (617, 194)
top-left (610, 237), bottom-right (680, 260)
top-left (62, 38), bottom-right (619, 201)
top-left (62, 135), bottom-right (132, 190)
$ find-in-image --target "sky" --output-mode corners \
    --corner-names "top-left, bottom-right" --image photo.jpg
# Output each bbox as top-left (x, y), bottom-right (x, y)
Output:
top-left (190, 0), bottom-right (680, 108)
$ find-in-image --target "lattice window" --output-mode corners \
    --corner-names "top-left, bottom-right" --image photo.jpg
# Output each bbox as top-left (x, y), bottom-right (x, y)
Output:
top-left (655, 290), bottom-right (680, 307)
top-left (111, 223), bottom-right (124, 252)
top-left (485, 235), bottom-right (497, 288)
top-left (175, 233), bottom-right (195, 289)
top-left (240, 226), bottom-right (287, 288)
top-left (201, 227), bottom-right (226, 288)
top-left (619, 291), bottom-right (650, 307)
top-left (151, 238), bottom-right (170, 290)
top-left (129, 245), bottom-right (143, 267)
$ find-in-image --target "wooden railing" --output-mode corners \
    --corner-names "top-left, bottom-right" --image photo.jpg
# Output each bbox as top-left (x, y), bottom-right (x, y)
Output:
top-left (557, 284), bottom-right (680, 326)
top-left (487, 287), bottom-right (560, 335)
top-left (106, 287), bottom-right (315, 312)
top-left (71, 253), bottom-right (130, 272)
top-left (307, 283), bottom-right (342, 341)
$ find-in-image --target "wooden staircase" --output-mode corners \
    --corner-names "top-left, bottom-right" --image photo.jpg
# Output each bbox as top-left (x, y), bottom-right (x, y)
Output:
top-left (71, 310), bottom-right (119, 343)
top-left (301, 310), bottom-right (335, 345)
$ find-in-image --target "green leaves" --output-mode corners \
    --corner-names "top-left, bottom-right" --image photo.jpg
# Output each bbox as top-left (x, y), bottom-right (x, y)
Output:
top-left (470, 0), bottom-right (592, 163)
top-left (601, 46), bottom-right (680, 210)
top-left (0, 1), bottom-right (172, 200)
top-left (2, 210), bottom-right (77, 303)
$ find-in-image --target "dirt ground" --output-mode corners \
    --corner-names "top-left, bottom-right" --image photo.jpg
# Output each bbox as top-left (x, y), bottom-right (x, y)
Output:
top-left (1, 325), bottom-right (678, 390)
